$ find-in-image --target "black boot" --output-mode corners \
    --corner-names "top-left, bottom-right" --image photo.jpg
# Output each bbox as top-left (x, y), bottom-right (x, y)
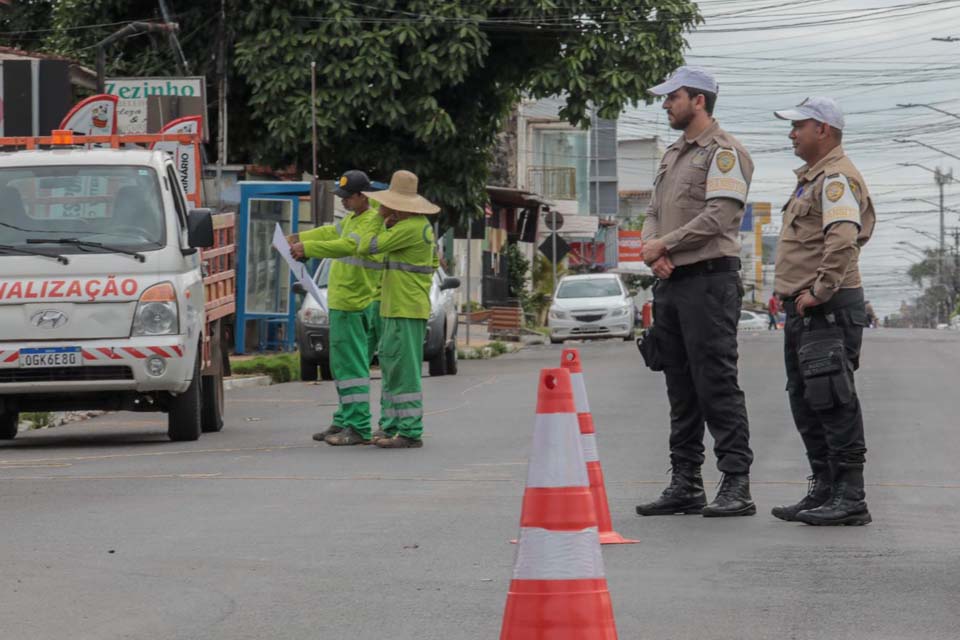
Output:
top-left (771, 462), bottom-right (831, 522)
top-left (702, 473), bottom-right (756, 517)
top-left (636, 464), bottom-right (706, 516)
top-left (795, 463), bottom-right (871, 526)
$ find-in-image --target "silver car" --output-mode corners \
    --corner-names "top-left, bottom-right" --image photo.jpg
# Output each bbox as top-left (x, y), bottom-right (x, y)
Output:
top-left (547, 273), bottom-right (636, 344)
top-left (296, 260), bottom-right (460, 380)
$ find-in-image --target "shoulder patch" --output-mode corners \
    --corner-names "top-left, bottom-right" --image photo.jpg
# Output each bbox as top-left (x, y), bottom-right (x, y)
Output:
top-left (706, 147), bottom-right (748, 203)
top-left (821, 174), bottom-right (861, 231)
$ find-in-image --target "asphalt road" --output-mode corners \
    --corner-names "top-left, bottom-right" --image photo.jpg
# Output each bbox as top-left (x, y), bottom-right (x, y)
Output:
top-left (2, 329), bottom-right (959, 639)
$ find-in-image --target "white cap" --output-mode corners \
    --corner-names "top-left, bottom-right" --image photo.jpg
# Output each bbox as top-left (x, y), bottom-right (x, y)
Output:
top-left (774, 97), bottom-right (845, 130)
top-left (648, 66), bottom-right (718, 96)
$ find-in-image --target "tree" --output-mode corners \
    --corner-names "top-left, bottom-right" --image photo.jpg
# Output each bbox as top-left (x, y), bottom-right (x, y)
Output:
top-left (8, 0), bottom-right (699, 228)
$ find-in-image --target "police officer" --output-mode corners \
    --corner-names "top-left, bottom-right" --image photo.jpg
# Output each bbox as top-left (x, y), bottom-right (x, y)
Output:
top-left (770, 98), bottom-right (875, 526)
top-left (290, 170), bottom-right (385, 445)
top-left (636, 67), bottom-right (756, 518)
top-left (355, 170), bottom-right (439, 448)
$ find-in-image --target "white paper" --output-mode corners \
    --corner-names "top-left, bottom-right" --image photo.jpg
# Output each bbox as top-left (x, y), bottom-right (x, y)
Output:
top-left (272, 224), bottom-right (327, 312)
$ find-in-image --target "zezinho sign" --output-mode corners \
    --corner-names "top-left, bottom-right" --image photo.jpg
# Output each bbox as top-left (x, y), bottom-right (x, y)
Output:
top-left (105, 77), bottom-right (206, 135)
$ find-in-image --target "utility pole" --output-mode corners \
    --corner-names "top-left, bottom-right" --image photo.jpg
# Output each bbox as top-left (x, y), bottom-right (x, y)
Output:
top-left (935, 167), bottom-right (954, 286)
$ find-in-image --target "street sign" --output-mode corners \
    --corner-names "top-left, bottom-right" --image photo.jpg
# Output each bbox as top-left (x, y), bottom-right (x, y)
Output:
top-left (539, 233), bottom-right (571, 262)
top-left (543, 210), bottom-right (564, 231)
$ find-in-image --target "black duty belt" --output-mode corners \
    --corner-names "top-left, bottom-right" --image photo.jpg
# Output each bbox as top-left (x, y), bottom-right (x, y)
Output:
top-left (670, 256), bottom-right (741, 279)
top-left (781, 287), bottom-right (863, 316)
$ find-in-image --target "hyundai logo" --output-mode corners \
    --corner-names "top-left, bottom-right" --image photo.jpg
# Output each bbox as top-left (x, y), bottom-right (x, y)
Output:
top-left (30, 309), bottom-right (69, 329)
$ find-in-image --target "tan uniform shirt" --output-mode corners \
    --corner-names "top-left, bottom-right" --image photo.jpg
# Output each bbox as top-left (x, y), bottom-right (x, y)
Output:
top-left (774, 145), bottom-right (876, 301)
top-left (642, 119), bottom-right (754, 266)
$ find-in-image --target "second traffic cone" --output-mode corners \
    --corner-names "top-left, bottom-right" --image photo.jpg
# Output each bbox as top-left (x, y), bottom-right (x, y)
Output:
top-left (500, 368), bottom-right (618, 640)
top-left (561, 348), bottom-right (639, 545)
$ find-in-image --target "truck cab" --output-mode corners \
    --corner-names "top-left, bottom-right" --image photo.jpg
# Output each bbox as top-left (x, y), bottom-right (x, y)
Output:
top-left (0, 145), bottom-right (228, 442)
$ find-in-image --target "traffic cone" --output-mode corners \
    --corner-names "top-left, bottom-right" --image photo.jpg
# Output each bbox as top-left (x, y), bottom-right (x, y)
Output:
top-left (500, 368), bottom-right (618, 640)
top-left (561, 348), bottom-right (639, 545)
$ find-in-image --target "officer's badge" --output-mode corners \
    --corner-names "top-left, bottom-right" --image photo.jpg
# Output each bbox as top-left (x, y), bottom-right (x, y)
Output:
top-left (826, 181), bottom-right (845, 202)
top-left (716, 151), bottom-right (736, 174)
top-left (339, 176), bottom-right (348, 187)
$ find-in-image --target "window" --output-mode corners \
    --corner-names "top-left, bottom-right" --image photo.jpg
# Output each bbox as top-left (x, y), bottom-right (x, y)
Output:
top-left (556, 278), bottom-right (623, 299)
top-left (0, 165), bottom-right (165, 251)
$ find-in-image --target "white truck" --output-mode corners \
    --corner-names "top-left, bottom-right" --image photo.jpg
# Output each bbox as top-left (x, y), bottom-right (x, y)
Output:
top-left (0, 131), bottom-right (235, 442)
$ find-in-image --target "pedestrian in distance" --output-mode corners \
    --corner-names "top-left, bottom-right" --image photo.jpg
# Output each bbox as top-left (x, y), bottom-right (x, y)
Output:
top-left (768, 293), bottom-right (780, 330)
top-left (635, 66), bottom-right (756, 518)
top-left (289, 170), bottom-right (386, 446)
top-left (352, 170), bottom-right (439, 449)
top-left (770, 97), bottom-right (876, 526)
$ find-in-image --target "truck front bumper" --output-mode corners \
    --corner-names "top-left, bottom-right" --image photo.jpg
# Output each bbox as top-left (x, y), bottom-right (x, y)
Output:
top-left (0, 336), bottom-right (195, 395)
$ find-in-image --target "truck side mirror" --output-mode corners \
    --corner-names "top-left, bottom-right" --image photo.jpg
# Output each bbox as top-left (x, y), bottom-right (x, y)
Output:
top-left (186, 208), bottom-right (214, 251)
top-left (292, 282), bottom-right (306, 295)
top-left (440, 277), bottom-right (461, 291)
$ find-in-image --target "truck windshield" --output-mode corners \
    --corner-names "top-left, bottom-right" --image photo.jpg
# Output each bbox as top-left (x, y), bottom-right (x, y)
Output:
top-left (0, 165), bottom-right (165, 253)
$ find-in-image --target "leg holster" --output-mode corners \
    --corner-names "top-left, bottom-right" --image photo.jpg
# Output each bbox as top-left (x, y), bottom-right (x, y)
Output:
top-left (797, 313), bottom-right (853, 412)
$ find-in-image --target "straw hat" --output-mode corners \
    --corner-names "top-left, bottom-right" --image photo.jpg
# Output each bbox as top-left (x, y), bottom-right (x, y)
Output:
top-left (363, 170), bottom-right (440, 215)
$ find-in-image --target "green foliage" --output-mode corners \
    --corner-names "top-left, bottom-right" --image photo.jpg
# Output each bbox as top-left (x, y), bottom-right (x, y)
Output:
top-left (22, 411), bottom-right (52, 430)
top-left (458, 340), bottom-right (513, 359)
top-left (10, 1), bottom-right (699, 227)
top-left (504, 243), bottom-right (530, 298)
top-left (230, 353), bottom-right (300, 383)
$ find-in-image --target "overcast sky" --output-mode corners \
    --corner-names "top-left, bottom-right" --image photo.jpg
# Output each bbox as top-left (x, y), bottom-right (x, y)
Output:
top-left (619, 0), bottom-right (960, 318)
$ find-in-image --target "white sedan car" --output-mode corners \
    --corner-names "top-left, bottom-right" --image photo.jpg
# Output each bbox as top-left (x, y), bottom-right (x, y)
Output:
top-left (738, 310), bottom-right (768, 331)
top-left (548, 274), bottom-right (636, 344)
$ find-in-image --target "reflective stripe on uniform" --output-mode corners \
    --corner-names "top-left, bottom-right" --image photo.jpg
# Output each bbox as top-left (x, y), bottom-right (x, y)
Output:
top-left (335, 221), bottom-right (343, 235)
top-left (340, 393), bottom-right (370, 404)
top-left (335, 377), bottom-right (368, 389)
top-left (337, 256), bottom-right (384, 270)
top-left (512, 527), bottom-right (604, 580)
top-left (383, 392), bottom-right (422, 404)
top-left (386, 261), bottom-right (434, 274)
top-left (385, 407), bottom-right (423, 418)
top-left (369, 236), bottom-right (380, 254)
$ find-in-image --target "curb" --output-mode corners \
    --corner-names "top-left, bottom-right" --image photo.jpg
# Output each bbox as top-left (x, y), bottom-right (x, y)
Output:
top-left (223, 375), bottom-right (273, 391)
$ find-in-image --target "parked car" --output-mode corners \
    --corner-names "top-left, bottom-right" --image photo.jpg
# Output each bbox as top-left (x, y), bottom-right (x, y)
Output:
top-left (738, 309), bottom-right (768, 331)
top-left (547, 273), bottom-right (636, 344)
top-left (296, 260), bottom-right (460, 381)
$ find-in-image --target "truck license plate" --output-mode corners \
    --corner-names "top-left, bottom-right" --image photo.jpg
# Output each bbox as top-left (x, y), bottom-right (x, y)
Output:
top-left (19, 347), bottom-right (82, 368)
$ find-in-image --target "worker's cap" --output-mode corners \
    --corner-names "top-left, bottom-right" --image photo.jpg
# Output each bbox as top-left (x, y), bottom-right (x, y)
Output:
top-left (648, 66), bottom-right (718, 96)
top-left (774, 97), bottom-right (845, 130)
top-left (333, 170), bottom-right (379, 198)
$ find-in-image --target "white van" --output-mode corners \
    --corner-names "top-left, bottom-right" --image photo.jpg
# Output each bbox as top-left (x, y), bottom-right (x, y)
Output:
top-left (0, 144), bottom-right (231, 442)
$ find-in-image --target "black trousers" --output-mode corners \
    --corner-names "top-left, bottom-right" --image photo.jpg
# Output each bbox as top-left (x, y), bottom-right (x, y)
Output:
top-left (654, 271), bottom-right (753, 474)
top-left (783, 288), bottom-right (868, 467)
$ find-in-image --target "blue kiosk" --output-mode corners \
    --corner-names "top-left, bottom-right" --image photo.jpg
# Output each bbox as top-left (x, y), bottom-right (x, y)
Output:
top-left (234, 181), bottom-right (313, 354)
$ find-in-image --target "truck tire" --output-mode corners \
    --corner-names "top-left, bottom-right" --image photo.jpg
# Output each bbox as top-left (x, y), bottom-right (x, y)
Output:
top-left (168, 353), bottom-right (202, 442)
top-left (300, 353), bottom-right (318, 382)
top-left (319, 358), bottom-right (333, 381)
top-left (201, 371), bottom-right (225, 433)
top-left (0, 411), bottom-right (18, 440)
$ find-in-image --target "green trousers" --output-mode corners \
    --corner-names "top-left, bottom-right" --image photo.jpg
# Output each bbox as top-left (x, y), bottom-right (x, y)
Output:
top-left (366, 301), bottom-right (385, 429)
top-left (379, 317), bottom-right (426, 439)
top-left (329, 308), bottom-right (372, 440)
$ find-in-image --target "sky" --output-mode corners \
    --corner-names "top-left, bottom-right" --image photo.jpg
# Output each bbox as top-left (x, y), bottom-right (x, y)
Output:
top-left (618, 0), bottom-right (960, 318)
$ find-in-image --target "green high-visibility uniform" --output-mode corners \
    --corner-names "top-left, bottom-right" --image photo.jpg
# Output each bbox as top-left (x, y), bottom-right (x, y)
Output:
top-left (300, 206), bottom-right (384, 439)
top-left (357, 215), bottom-right (437, 439)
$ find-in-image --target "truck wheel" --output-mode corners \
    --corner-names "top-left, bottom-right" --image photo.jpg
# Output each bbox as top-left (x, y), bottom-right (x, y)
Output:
top-left (319, 358), bottom-right (333, 381)
top-left (168, 353), bottom-right (202, 442)
top-left (201, 371), bottom-right (225, 433)
top-left (0, 411), bottom-right (18, 440)
top-left (300, 353), bottom-right (318, 382)
top-left (428, 330), bottom-right (448, 377)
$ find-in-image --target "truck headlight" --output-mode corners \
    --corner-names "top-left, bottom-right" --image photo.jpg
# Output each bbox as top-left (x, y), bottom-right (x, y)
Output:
top-left (132, 282), bottom-right (179, 336)
top-left (301, 307), bottom-right (328, 326)
top-left (548, 309), bottom-right (567, 320)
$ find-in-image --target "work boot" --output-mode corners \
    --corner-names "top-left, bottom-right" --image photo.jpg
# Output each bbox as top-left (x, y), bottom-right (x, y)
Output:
top-left (771, 463), bottom-right (831, 522)
top-left (324, 428), bottom-right (369, 446)
top-left (313, 425), bottom-right (343, 442)
top-left (371, 429), bottom-right (393, 443)
top-left (374, 434), bottom-right (423, 449)
top-left (635, 464), bottom-right (706, 516)
top-left (795, 463), bottom-right (871, 526)
top-left (702, 473), bottom-right (756, 517)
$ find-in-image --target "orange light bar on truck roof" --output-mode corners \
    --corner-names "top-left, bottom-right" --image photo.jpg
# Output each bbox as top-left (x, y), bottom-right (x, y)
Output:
top-left (50, 130), bottom-right (74, 145)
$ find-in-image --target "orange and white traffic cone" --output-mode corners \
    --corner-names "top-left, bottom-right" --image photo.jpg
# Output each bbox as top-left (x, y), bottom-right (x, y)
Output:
top-left (561, 348), bottom-right (639, 545)
top-left (500, 368), bottom-right (618, 640)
